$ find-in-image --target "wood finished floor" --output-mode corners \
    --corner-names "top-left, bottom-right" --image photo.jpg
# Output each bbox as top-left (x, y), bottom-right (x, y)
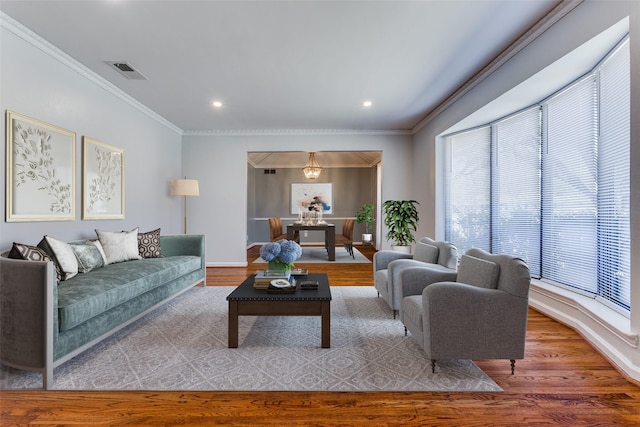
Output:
top-left (1, 245), bottom-right (639, 426)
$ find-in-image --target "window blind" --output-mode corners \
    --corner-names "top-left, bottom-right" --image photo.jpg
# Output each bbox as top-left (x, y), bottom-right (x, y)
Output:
top-left (541, 76), bottom-right (599, 292)
top-left (491, 107), bottom-right (542, 276)
top-left (442, 35), bottom-right (630, 312)
top-left (445, 127), bottom-right (491, 256)
top-left (597, 39), bottom-right (631, 310)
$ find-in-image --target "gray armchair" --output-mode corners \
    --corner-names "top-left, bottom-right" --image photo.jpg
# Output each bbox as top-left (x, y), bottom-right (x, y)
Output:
top-left (399, 248), bottom-right (531, 374)
top-left (373, 237), bottom-right (458, 318)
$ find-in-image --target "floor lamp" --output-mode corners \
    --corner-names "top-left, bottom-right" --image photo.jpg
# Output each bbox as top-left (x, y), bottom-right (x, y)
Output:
top-left (171, 178), bottom-right (200, 234)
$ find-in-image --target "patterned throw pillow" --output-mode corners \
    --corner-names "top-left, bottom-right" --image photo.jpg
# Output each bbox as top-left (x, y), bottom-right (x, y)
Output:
top-left (8, 242), bottom-right (62, 281)
top-left (71, 242), bottom-right (105, 273)
top-left (38, 236), bottom-right (79, 281)
top-left (137, 228), bottom-right (162, 258)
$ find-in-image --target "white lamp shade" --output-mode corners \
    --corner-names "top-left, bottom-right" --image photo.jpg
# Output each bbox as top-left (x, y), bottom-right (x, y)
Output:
top-left (171, 179), bottom-right (200, 197)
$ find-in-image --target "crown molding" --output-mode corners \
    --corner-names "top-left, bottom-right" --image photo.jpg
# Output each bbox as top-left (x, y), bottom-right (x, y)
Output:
top-left (1, 12), bottom-right (183, 135)
top-left (183, 128), bottom-right (412, 137)
top-left (412, 0), bottom-right (584, 134)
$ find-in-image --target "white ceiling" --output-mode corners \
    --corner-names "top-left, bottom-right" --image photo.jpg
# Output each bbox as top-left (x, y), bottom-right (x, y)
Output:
top-left (0, 0), bottom-right (561, 133)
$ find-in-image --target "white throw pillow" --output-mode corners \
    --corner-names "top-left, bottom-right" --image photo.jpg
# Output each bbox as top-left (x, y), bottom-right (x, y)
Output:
top-left (95, 228), bottom-right (142, 265)
top-left (41, 235), bottom-right (79, 280)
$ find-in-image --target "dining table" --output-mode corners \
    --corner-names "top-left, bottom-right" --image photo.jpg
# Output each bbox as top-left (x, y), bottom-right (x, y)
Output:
top-left (287, 222), bottom-right (336, 261)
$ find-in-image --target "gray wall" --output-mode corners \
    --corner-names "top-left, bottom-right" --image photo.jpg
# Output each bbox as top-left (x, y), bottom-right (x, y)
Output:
top-left (0, 17), bottom-right (184, 250)
top-left (249, 166), bottom-right (376, 244)
top-left (182, 132), bottom-right (413, 266)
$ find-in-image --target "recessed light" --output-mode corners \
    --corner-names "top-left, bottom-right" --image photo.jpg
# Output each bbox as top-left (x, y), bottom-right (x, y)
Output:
top-left (363, 100), bottom-right (372, 108)
top-left (212, 101), bottom-right (223, 108)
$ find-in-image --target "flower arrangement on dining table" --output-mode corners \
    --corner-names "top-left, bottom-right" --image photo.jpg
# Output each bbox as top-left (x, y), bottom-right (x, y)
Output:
top-left (260, 239), bottom-right (302, 271)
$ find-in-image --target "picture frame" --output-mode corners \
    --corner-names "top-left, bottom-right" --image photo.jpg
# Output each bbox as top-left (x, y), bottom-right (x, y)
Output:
top-left (5, 111), bottom-right (76, 222)
top-left (291, 182), bottom-right (333, 214)
top-left (82, 136), bottom-right (125, 220)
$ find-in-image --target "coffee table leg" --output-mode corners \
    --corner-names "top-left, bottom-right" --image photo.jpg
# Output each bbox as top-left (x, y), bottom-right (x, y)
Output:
top-left (321, 301), bottom-right (330, 348)
top-left (228, 301), bottom-right (238, 348)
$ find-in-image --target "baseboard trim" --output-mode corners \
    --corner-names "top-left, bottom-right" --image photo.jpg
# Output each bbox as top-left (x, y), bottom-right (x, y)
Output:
top-left (529, 280), bottom-right (639, 383)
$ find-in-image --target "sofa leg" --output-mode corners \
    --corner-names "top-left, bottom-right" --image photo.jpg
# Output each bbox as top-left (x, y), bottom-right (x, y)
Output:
top-left (44, 366), bottom-right (53, 390)
top-left (404, 326), bottom-right (407, 336)
top-left (510, 359), bottom-right (516, 375)
top-left (431, 359), bottom-right (436, 374)
top-left (393, 309), bottom-right (397, 319)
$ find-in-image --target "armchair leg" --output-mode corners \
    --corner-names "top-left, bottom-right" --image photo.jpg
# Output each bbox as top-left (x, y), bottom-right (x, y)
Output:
top-left (393, 309), bottom-right (397, 319)
top-left (431, 359), bottom-right (436, 374)
top-left (404, 326), bottom-right (407, 336)
top-left (510, 359), bottom-right (516, 375)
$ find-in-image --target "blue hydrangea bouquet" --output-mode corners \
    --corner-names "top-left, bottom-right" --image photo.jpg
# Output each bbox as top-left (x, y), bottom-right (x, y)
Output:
top-left (260, 239), bottom-right (302, 272)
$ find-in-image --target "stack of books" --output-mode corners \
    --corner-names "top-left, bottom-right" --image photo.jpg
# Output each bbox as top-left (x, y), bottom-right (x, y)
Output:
top-left (253, 270), bottom-right (292, 289)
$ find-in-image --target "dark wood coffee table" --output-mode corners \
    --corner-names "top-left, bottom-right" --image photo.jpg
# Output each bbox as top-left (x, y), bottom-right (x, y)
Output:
top-left (226, 273), bottom-right (332, 348)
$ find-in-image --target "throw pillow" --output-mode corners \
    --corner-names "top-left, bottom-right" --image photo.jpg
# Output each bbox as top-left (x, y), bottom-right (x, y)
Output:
top-left (8, 242), bottom-right (62, 281)
top-left (95, 228), bottom-right (141, 265)
top-left (8, 242), bottom-right (51, 262)
top-left (457, 254), bottom-right (500, 289)
top-left (90, 240), bottom-right (108, 265)
top-left (138, 228), bottom-right (162, 258)
top-left (38, 236), bottom-right (79, 281)
top-left (413, 242), bottom-right (439, 264)
top-left (71, 242), bottom-right (105, 273)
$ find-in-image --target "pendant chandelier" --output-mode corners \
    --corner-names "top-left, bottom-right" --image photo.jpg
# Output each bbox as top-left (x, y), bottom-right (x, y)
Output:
top-left (302, 152), bottom-right (322, 179)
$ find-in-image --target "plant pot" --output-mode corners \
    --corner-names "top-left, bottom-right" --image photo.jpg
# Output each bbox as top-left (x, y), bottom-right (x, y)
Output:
top-left (362, 233), bottom-right (372, 244)
top-left (391, 245), bottom-right (411, 254)
top-left (268, 260), bottom-right (289, 275)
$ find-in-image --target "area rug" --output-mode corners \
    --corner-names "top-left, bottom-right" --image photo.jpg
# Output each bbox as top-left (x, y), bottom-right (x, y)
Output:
top-left (253, 246), bottom-right (371, 264)
top-left (0, 286), bottom-right (501, 392)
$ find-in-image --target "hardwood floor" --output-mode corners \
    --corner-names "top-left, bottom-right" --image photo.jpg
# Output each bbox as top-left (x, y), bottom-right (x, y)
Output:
top-left (1, 245), bottom-right (639, 426)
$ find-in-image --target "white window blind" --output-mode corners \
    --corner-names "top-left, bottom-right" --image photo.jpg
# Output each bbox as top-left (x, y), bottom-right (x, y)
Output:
top-left (542, 76), bottom-right (599, 292)
top-left (445, 127), bottom-right (491, 256)
top-left (597, 39), bottom-right (630, 309)
top-left (491, 107), bottom-right (542, 276)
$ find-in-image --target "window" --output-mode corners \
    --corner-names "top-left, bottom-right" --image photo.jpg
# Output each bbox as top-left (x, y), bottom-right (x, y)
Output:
top-left (492, 108), bottom-right (541, 276)
top-left (542, 76), bottom-right (599, 292)
top-left (445, 127), bottom-right (491, 255)
top-left (597, 39), bottom-right (631, 309)
top-left (444, 36), bottom-right (630, 311)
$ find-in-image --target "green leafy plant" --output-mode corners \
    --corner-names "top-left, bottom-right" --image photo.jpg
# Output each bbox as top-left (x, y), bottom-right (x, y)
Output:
top-left (382, 200), bottom-right (419, 246)
top-left (355, 203), bottom-right (375, 234)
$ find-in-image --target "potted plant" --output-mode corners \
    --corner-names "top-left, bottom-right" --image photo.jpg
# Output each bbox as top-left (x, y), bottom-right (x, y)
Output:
top-left (355, 203), bottom-right (375, 244)
top-left (382, 200), bottom-right (419, 253)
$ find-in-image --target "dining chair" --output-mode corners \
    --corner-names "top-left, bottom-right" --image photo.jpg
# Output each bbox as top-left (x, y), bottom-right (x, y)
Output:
top-left (268, 217), bottom-right (299, 243)
top-left (335, 219), bottom-right (355, 258)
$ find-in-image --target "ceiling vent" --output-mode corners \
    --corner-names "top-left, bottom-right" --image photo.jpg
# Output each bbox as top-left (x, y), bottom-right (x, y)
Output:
top-left (106, 61), bottom-right (148, 80)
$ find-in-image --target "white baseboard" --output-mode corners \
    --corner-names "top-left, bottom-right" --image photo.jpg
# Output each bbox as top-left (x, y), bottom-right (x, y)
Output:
top-left (206, 261), bottom-right (248, 267)
top-left (529, 280), bottom-right (640, 383)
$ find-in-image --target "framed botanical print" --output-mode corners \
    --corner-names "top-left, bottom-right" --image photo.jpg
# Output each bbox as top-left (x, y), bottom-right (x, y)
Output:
top-left (6, 110), bottom-right (76, 222)
top-left (82, 136), bottom-right (125, 219)
top-left (291, 182), bottom-right (333, 214)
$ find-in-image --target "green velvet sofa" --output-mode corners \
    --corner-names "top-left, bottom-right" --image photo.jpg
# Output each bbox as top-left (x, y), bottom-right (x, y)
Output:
top-left (0, 234), bottom-right (206, 389)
